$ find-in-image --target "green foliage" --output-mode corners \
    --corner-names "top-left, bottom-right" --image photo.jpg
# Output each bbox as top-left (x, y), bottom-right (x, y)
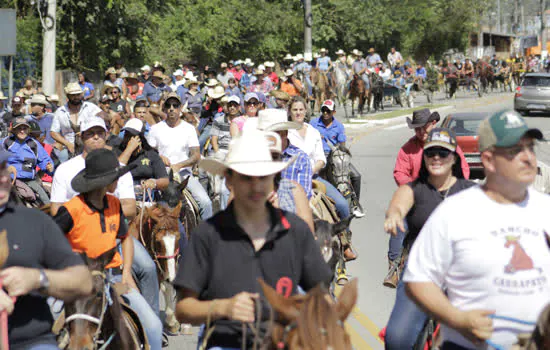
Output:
top-left (3, 0), bottom-right (495, 73)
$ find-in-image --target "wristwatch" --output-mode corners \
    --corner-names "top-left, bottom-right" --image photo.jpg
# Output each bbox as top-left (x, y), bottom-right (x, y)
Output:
top-left (38, 269), bottom-right (50, 293)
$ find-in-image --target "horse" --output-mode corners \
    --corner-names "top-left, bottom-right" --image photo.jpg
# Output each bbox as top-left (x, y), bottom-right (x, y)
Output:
top-left (349, 74), bottom-right (367, 117)
top-left (258, 278), bottom-right (358, 350)
top-left (511, 303), bottom-right (550, 349)
top-left (332, 64), bottom-right (350, 118)
top-left (369, 72), bottom-right (384, 112)
top-left (63, 247), bottom-right (146, 350)
top-left (310, 68), bottom-right (332, 113)
top-left (160, 172), bottom-right (200, 236)
top-left (323, 142), bottom-right (360, 216)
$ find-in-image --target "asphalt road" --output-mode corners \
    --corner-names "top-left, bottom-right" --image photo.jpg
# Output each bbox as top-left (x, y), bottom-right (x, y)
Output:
top-left (165, 90), bottom-right (550, 349)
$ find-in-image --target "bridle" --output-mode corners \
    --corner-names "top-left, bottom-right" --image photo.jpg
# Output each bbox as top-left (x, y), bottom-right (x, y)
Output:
top-left (64, 270), bottom-right (116, 350)
top-left (274, 311), bottom-right (345, 350)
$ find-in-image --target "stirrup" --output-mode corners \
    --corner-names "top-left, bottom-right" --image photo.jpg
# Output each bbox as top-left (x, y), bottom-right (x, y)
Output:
top-left (336, 269), bottom-right (348, 285)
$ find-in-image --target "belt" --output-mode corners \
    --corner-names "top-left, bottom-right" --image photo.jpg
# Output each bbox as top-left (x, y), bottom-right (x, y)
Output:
top-left (108, 266), bottom-right (123, 276)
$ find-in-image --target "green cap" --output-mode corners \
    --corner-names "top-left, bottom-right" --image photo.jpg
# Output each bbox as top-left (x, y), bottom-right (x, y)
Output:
top-left (478, 109), bottom-right (543, 152)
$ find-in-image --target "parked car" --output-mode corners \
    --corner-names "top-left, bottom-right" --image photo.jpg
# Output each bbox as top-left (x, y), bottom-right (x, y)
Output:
top-left (514, 73), bottom-right (550, 116)
top-left (440, 113), bottom-right (489, 175)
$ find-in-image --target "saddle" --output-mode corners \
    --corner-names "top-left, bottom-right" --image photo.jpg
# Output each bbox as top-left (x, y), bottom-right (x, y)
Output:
top-left (114, 284), bottom-right (150, 350)
top-left (183, 188), bottom-right (200, 219)
top-left (14, 180), bottom-right (36, 202)
top-left (312, 179), bottom-right (327, 194)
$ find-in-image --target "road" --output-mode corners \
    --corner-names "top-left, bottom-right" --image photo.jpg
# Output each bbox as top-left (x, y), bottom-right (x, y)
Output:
top-left (166, 91), bottom-right (550, 349)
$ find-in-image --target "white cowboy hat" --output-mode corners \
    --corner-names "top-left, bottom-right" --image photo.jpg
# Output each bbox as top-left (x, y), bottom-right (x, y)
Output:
top-left (64, 82), bottom-right (83, 95)
top-left (184, 71), bottom-right (196, 80)
top-left (335, 49), bottom-right (345, 55)
top-left (140, 65), bottom-right (151, 72)
top-left (265, 131), bottom-right (283, 153)
top-left (253, 68), bottom-right (265, 75)
top-left (284, 69), bottom-right (294, 77)
top-left (48, 94), bottom-right (59, 102)
top-left (0, 91), bottom-right (7, 100)
top-left (295, 53), bottom-right (304, 61)
top-left (284, 54), bottom-right (293, 60)
top-left (199, 130), bottom-right (291, 177)
top-left (313, 53), bottom-right (320, 59)
top-left (28, 94), bottom-right (48, 105)
top-left (207, 85), bottom-right (226, 99)
top-left (304, 55), bottom-right (313, 62)
top-left (184, 77), bottom-right (200, 88)
top-left (244, 58), bottom-right (252, 65)
top-left (204, 78), bottom-right (220, 87)
top-left (258, 64), bottom-right (266, 71)
top-left (351, 49), bottom-right (362, 56)
top-left (264, 61), bottom-right (275, 68)
top-left (257, 109), bottom-right (301, 132)
top-left (319, 48), bottom-right (328, 53)
top-left (173, 69), bottom-right (184, 77)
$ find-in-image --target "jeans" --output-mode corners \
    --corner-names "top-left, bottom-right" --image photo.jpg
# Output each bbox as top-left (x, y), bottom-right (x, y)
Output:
top-left (23, 179), bottom-right (50, 205)
top-left (384, 264), bottom-right (428, 350)
top-left (131, 237), bottom-right (160, 317)
top-left (388, 220), bottom-right (407, 261)
top-left (181, 170), bottom-right (213, 220)
top-left (198, 122), bottom-right (212, 154)
top-left (53, 148), bottom-right (69, 163)
top-left (220, 179), bottom-right (230, 210)
top-left (178, 222), bottom-right (188, 265)
top-left (196, 325), bottom-right (239, 350)
top-left (26, 343), bottom-right (59, 350)
top-left (350, 163), bottom-right (361, 201)
top-left (316, 177), bottom-right (350, 219)
top-left (111, 274), bottom-right (163, 350)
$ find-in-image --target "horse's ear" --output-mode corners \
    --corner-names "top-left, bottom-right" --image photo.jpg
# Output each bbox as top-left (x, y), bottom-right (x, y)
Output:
top-left (179, 176), bottom-right (190, 192)
top-left (332, 215), bottom-right (354, 236)
top-left (95, 246), bottom-right (118, 271)
top-left (146, 206), bottom-right (161, 222)
top-left (168, 168), bottom-right (174, 182)
top-left (258, 278), bottom-right (300, 322)
top-left (171, 201), bottom-right (182, 217)
top-left (334, 278), bottom-right (358, 322)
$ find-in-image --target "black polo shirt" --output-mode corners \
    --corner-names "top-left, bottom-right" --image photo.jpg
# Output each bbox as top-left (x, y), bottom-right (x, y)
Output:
top-left (2, 202), bottom-right (84, 350)
top-left (173, 202), bottom-right (332, 348)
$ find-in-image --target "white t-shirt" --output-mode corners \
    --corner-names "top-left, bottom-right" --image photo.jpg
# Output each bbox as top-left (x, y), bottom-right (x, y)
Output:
top-left (50, 155), bottom-right (135, 203)
top-left (404, 186), bottom-right (550, 349)
top-left (288, 124), bottom-right (326, 169)
top-left (146, 120), bottom-right (199, 172)
top-left (51, 102), bottom-right (102, 144)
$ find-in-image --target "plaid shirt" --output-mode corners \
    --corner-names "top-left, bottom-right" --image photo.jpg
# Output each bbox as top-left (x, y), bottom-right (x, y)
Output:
top-left (281, 144), bottom-right (313, 199)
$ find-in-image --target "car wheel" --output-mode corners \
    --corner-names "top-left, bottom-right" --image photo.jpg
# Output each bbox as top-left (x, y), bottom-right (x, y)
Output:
top-left (516, 109), bottom-right (529, 116)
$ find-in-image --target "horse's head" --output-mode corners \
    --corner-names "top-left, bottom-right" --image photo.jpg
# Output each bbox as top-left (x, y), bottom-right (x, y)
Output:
top-left (65, 247), bottom-right (117, 350)
top-left (259, 278), bottom-right (358, 350)
top-left (326, 144), bottom-right (352, 193)
top-left (159, 171), bottom-right (189, 209)
top-left (314, 216), bottom-right (354, 265)
top-left (145, 203), bottom-right (182, 282)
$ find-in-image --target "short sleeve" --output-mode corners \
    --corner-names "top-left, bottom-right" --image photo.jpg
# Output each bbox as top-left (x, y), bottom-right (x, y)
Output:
top-left (173, 223), bottom-right (211, 294)
top-left (113, 170), bottom-right (136, 200)
top-left (403, 204), bottom-right (453, 288)
top-left (146, 126), bottom-right (158, 149)
top-left (149, 152), bottom-right (168, 179)
top-left (210, 120), bottom-right (221, 137)
top-left (50, 111), bottom-right (62, 133)
top-left (337, 124), bottom-right (347, 143)
top-left (88, 103), bottom-right (102, 117)
top-left (53, 206), bottom-right (74, 234)
top-left (298, 219), bottom-right (332, 290)
top-left (187, 124), bottom-right (200, 148)
top-left (50, 168), bottom-right (69, 203)
top-left (312, 132), bottom-right (327, 165)
top-left (41, 211), bottom-right (84, 269)
top-left (117, 205), bottom-right (128, 239)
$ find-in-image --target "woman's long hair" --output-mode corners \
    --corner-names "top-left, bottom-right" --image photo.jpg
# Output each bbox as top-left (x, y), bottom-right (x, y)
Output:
top-left (119, 131), bottom-right (152, 160)
top-left (417, 150), bottom-right (464, 183)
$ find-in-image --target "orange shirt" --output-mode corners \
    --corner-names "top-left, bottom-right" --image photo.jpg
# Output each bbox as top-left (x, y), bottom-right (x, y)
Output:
top-left (281, 79), bottom-right (303, 97)
top-left (61, 194), bottom-right (126, 268)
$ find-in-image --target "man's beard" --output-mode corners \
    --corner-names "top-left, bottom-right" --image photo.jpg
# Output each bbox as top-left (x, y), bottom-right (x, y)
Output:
top-left (68, 98), bottom-right (82, 106)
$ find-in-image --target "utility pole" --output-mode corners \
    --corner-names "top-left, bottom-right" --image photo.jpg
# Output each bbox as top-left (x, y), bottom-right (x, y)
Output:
top-left (497, 0), bottom-right (501, 32)
top-left (41, 0), bottom-right (56, 96)
top-left (542, 0), bottom-right (548, 58)
top-left (304, 0), bottom-right (312, 61)
top-left (514, 0), bottom-right (519, 33)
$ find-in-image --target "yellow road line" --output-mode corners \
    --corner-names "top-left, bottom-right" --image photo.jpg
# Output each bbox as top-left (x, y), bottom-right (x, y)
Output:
top-left (345, 321), bottom-right (373, 350)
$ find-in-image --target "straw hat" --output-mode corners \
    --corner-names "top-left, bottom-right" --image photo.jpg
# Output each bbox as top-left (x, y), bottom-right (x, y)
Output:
top-left (125, 72), bottom-right (139, 84)
top-left (319, 48), bottom-right (328, 53)
top-left (140, 65), bottom-right (151, 72)
top-left (295, 54), bottom-right (304, 61)
top-left (253, 69), bottom-right (265, 76)
top-left (313, 53), bottom-right (320, 59)
top-left (207, 85), bottom-right (226, 99)
top-left (184, 77), bottom-right (200, 88)
top-left (184, 71), bottom-right (197, 80)
top-left (269, 90), bottom-right (291, 101)
top-left (352, 49), bottom-right (362, 56)
top-left (64, 82), bottom-right (83, 95)
top-left (205, 78), bottom-right (220, 87)
top-left (199, 130), bottom-right (292, 177)
top-left (28, 94), bottom-right (48, 105)
top-left (256, 109), bottom-right (300, 132)
top-left (264, 61), bottom-right (275, 68)
top-left (105, 67), bottom-right (117, 76)
top-left (48, 94), bottom-right (59, 102)
top-left (335, 49), bottom-right (345, 56)
top-left (284, 54), bottom-right (293, 61)
top-left (0, 91), bottom-right (7, 100)
top-left (151, 70), bottom-right (165, 79)
top-left (283, 69), bottom-right (294, 77)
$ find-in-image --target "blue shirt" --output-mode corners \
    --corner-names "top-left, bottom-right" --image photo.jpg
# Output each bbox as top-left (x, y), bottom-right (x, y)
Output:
top-left (79, 82), bottom-right (95, 99)
top-left (2, 136), bottom-right (53, 180)
top-left (143, 81), bottom-right (171, 103)
top-left (317, 56), bottom-right (331, 71)
top-left (310, 117), bottom-right (347, 154)
top-left (176, 85), bottom-right (189, 102)
top-left (26, 114), bottom-right (54, 145)
top-left (240, 74), bottom-right (252, 90)
top-left (182, 90), bottom-right (203, 114)
top-left (416, 67), bottom-right (427, 79)
top-left (281, 144), bottom-right (313, 199)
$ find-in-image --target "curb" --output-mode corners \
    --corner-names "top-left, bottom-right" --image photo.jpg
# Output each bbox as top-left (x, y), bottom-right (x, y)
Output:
top-left (344, 105), bottom-right (455, 129)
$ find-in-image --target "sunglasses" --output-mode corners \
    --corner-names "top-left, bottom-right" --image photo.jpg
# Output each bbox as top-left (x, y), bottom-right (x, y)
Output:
top-left (246, 101), bottom-right (259, 107)
top-left (228, 102), bottom-right (240, 107)
top-left (493, 143), bottom-right (535, 158)
top-left (165, 102), bottom-right (181, 109)
top-left (424, 148), bottom-right (452, 158)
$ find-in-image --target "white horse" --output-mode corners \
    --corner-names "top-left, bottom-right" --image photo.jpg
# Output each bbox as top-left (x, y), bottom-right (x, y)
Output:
top-left (333, 63), bottom-right (351, 119)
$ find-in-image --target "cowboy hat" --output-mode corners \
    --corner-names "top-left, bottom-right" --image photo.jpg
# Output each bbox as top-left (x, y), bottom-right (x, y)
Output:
top-left (205, 78), bottom-right (220, 87)
top-left (140, 65), bottom-right (151, 72)
top-left (72, 149), bottom-right (136, 193)
top-left (258, 64), bottom-right (266, 71)
top-left (48, 94), bottom-right (59, 102)
top-left (284, 54), bottom-right (293, 60)
top-left (124, 72), bottom-right (139, 84)
top-left (351, 49), bottom-right (362, 56)
top-left (253, 69), bottom-right (265, 76)
top-left (313, 53), bottom-right (320, 59)
top-left (283, 69), bottom-right (294, 77)
top-left (319, 48), bottom-right (328, 53)
top-left (184, 77), bottom-right (200, 88)
top-left (406, 108), bottom-right (441, 129)
top-left (28, 94), bottom-right (48, 105)
top-left (104, 67), bottom-right (117, 75)
top-left (264, 61), bottom-right (275, 68)
top-left (184, 71), bottom-right (197, 80)
top-left (269, 90), bottom-right (291, 101)
top-left (207, 86), bottom-right (226, 99)
top-left (335, 49), bottom-right (345, 56)
top-left (101, 82), bottom-right (118, 96)
top-left (64, 82), bottom-right (83, 95)
top-left (257, 109), bottom-right (301, 132)
top-left (0, 91), bottom-right (7, 100)
top-left (295, 54), bottom-right (304, 61)
top-left (151, 70), bottom-right (165, 79)
top-left (199, 130), bottom-right (291, 177)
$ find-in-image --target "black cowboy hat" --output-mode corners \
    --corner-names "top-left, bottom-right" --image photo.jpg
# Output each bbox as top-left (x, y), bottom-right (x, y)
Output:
top-left (72, 149), bottom-right (136, 193)
top-left (406, 108), bottom-right (441, 129)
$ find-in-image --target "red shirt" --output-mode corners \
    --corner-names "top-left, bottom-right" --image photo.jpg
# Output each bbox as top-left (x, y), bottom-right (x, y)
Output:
top-left (267, 72), bottom-right (279, 85)
top-left (393, 136), bottom-right (470, 186)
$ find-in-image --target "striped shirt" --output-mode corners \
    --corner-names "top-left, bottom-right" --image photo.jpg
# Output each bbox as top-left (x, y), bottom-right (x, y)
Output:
top-left (210, 114), bottom-right (232, 151)
top-left (281, 144), bottom-right (313, 199)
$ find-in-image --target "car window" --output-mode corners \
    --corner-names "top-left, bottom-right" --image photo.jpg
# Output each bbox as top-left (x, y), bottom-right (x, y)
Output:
top-left (448, 119), bottom-right (483, 136)
top-left (522, 76), bottom-right (550, 87)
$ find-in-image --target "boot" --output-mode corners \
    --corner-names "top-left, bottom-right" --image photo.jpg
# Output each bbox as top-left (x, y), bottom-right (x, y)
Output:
top-left (383, 259), bottom-right (399, 289)
top-left (344, 246), bottom-right (357, 261)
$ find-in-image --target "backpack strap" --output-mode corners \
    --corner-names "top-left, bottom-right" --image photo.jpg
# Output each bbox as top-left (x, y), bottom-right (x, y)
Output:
top-left (3, 136), bottom-right (39, 158)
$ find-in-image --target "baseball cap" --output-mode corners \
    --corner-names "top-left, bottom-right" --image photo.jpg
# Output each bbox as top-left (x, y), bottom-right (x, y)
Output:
top-left (80, 116), bottom-right (107, 133)
top-left (163, 92), bottom-right (182, 107)
top-left (478, 109), bottom-right (543, 152)
top-left (244, 92), bottom-right (259, 102)
top-left (220, 62), bottom-right (228, 68)
top-left (11, 117), bottom-right (30, 130)
top-left (173, 69), bottom-right (184, 77)
top-left (321, 99), bottom-right (335, 111)
top-left (123, 118), bottom-right (144, 135)
top-left (424, 128), bottom-right (457, 152)
top-left (11, 96), bottom-right (22, 105)
top-left (227, 95), bottom-right (241, 104)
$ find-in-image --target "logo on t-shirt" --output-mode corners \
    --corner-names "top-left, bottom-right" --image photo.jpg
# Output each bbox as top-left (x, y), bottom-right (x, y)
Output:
top-left (504, 236), bottom-right (536, 274)
top-left (275, 277), bottom-right (293, 298)
top-left (141, 158), bottom-right (150, 166)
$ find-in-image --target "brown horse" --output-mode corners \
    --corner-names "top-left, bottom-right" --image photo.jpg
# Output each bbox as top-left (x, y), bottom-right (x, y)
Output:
top-left (349, 75), bottom-right (367, 117)
top-left (64, 247), bottom-right (145, 350)
top-left (511, 303), bottom-right (550, 349)
top-left (310, 68), bottom-right (332, 112)
top-left (259, 278), bottom-right (358, 350)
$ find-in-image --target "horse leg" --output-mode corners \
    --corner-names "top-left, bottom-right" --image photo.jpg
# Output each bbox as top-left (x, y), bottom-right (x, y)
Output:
top-left (161, 282), bottom-right (180, 334)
